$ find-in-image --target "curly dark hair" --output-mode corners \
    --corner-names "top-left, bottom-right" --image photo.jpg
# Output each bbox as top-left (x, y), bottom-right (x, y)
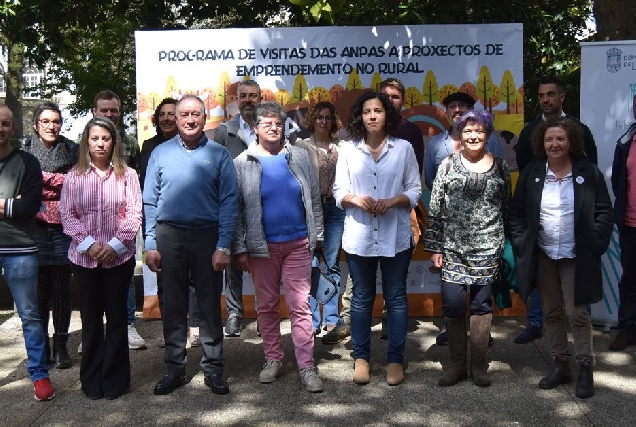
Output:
top-left (152, 98), bottom-right (177, 133)
top-left (303, 101), bottom-right (342, 134)
top-left (346, 91), bottom-right (399, 140)
top-left (531, 117), bottom-right (585, 159)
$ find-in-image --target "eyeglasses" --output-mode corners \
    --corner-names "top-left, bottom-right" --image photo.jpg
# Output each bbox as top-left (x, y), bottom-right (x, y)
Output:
top-left (316, 116), bottom-right (333, 123)
top-left (39, 119), bottom-right (62, 128)
top-left (259, 122), bottom-right (283, 131)
top-left (447, 102), bottom-right (469, 110)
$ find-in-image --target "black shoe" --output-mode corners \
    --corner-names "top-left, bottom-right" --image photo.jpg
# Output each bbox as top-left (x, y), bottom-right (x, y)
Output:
top-left (609, 330), bottom-right (636, 351)
top-left (321, 320), bottom-right (350, 344)
top-left (204, 372), bottom-right (229, 395)
top-left (539, 358), bottom-right (572, 389)
top-left (154, 373), bottom-right (189, 395)
top-left (514, 325), bottom-right (542, 344)
top-left (104, 389), bottom-right (129, 400)
top-left (436, 329), bottom-right (448, 346)
top-left (575, 363), bottom-right (594, 398)
top-left (53, 333), bottom-right (73, 369)
top-left (225, 315), bottom-right (241, 337)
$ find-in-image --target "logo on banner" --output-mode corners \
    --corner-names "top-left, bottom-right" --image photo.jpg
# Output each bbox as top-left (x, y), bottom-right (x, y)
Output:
top-left (606, 48), bottom-right (622, 73)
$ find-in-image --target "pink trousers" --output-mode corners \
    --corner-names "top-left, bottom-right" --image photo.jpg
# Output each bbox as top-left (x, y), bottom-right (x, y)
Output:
top-left (249, 237), bottom-right (315, 369)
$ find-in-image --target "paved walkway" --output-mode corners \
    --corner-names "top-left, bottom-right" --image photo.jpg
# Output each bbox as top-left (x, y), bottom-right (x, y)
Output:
top-left (0, 312), bottom-right (635, 426)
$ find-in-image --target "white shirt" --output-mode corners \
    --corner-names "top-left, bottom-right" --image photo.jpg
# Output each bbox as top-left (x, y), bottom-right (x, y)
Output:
top-left (238, 115), bottom-right (257, 147)
top-left (538, 164), bottom-right (575, 259)
top-left (334, 136), bottom-right (421, 257)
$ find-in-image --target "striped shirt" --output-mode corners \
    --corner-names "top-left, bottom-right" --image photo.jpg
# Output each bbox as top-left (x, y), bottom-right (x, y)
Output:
top-left (60, 165), bottom-right (142, 268)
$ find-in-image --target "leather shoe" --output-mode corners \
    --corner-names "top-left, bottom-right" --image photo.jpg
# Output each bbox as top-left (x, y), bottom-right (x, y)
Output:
top-left (225, 315), bottom-right (241, 337)
top-left (513, 325), bottom-right (542, 344)
top-left (204, 372), bottom-right (229, 395)
top-left (609, 330), bottom-right (636, 351)
top-left (154, 373), bottom-right (189, 395)
top-left (321, 320), bottom-right (350, 344)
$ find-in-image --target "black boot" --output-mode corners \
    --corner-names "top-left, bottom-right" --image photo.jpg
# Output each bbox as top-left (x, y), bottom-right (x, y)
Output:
top-left (575, 362), bottom-right (595, 398)
top-left (53, 333), bottom-right (73, 369)
top-left (539, 358), bottom-right (572, 389)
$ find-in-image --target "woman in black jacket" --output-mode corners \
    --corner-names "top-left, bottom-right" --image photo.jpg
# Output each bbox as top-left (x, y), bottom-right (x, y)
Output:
top-left (509, 117), bottom-right (613, 399)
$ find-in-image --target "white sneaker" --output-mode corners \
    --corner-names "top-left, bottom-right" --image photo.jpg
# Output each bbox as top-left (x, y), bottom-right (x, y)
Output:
top-left (127, 324), bottom-right (147, 350)
top-left (300, 367), bottom-right (323, 392)
top-left (157, 337), bottom-right (165, 348)
top-left (260, 360), bottom-right (282, 383)
top-left (77, 342), bottom-right (82, 354)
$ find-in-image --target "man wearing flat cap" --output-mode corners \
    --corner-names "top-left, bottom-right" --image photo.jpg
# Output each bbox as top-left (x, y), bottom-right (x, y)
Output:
top-left (424, 92), bottom-right (504, 189)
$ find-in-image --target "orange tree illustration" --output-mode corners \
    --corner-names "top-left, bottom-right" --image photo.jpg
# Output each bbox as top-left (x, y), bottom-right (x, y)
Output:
top-left (201, 87), bottom-right (219, 115)
top-left (459, 82), bottom-right (477, 101)
top-left (308, 87), bottom-right (331, 104)
top-left (330, 84), bottom-right (345, 103)
top-left (261, 88), bottom-right (276, 102)
top-left (438, 84), bottom-right (459, 104)
top-left (421, 70), bottom-right (439, 105)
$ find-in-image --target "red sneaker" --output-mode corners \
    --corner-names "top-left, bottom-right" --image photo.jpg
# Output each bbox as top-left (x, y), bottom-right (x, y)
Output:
top-left (34, 378), bottom-right (56, 401)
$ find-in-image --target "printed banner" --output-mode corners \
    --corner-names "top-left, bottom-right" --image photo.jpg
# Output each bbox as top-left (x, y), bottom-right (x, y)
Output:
top-left (580, 41), bottom-right (633, 327)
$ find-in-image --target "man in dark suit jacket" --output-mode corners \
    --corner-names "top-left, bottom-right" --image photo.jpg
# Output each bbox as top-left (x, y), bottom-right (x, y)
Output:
top-left (213, 79), bottom-right (261, 337)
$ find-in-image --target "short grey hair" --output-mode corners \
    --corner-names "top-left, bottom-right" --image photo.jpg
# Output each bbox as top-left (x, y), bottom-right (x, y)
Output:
top-left (176, 94), bottom-right (205, 116)
top-left (255, 101), bottom-right (286, 126)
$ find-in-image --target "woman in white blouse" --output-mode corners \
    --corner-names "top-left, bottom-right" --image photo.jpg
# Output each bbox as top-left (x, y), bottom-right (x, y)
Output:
top-left (509, 117), bottom-right (613, 399)
top-left (333, 91), bottom-right (421, 386)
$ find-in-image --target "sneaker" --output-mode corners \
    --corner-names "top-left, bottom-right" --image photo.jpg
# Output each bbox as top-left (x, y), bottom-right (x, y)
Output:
top-left (190, 334), bottom-right (201, 347)
top-left (225, 314), bottom-right (241, 337)
top-left (157, 337), bottom-right (166, 348)
top-left (78, 342), bottom-right (82, 354)
top-left (436, 328), bottom-right (448, 346)
top-left (34, 378), bottom-right (56, 401)
top-left (609, 330), bottom-right (636, 351)
top-left (321, 320), bottom-right (350, 344)
top-left (128, 324), bottom-right (147, 350)
top-left (300, 367), bottom-right (323, 393)
top-left (260, 360), bottom-right (282, 383)
top-left (513, 325), bottom-right (542, 344)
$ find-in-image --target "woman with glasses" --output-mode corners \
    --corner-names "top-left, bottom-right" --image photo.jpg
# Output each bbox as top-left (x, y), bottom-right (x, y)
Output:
top-left (60, 117), bottom-right (142, 399)
top-left (333, 91), bottom-right (421, 386)
top-left (424, 110), bottom-right (509, 388)
top-left (294, 102), bottom-right (344, 336)
top-left (23, 102), bottom-right (79, 369)
top-left (510, 117), bottom-right (613, 398)
top-left (233, 101), bottom-right (325, 393)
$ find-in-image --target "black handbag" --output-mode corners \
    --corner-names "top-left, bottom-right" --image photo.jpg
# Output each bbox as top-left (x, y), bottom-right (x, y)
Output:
top-left (310, 250), bottom-right (338, 305)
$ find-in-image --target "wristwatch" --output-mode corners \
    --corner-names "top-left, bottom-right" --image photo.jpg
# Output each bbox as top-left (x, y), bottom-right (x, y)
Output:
top-left (216, 247), bottom-right (231, 256)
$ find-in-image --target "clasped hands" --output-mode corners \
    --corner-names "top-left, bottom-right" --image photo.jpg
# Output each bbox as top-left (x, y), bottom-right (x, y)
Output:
top-left (87, 242), bottom-right (117, 264)
top-left (351, 195), bottom-right (394, 216)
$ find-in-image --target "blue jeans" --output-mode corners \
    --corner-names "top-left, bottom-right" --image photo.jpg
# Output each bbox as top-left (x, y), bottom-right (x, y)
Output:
top-left (310, 202), bottom-right (345, 330)
top-left (346, 245), bottom-right (412, 364)
top-left (1, 254), bottom-right (49, 382)
top-left (526, 288), bottom-right (543, 328)
top-left (126, 275), bottom-right (136, 325)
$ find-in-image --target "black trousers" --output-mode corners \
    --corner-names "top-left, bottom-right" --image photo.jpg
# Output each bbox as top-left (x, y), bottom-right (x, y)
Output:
top-left (441, 280), bottom-right (493, 318)
top-left (156, 223), bottom-right (224, 377)
top-left (618, 225), bottom-right (636, 330)
top-left (73, 257), bottom-right (134, 397)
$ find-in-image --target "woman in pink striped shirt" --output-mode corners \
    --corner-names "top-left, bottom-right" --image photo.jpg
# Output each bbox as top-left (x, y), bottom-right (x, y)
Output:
top-left (60, 117), bottom-right (142, 400)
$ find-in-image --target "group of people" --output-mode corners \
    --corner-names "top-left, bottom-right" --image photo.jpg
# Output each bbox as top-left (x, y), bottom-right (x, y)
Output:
top-left (0, 74), bottom-right (634, 402)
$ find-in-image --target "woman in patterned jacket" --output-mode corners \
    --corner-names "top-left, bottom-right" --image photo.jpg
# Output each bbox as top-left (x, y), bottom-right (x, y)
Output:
top-left (424, 110), bottom-right (510, 388)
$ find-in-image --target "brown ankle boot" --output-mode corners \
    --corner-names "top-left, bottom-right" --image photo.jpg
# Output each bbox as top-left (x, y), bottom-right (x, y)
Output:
top-left (353, 359), bottom-right (371, 385)
top-left (470, 313), bottom-right (492, 387)
top-left (438, 317), bottom-right (468, 386)
top-left (386, 363), bottom-right (404, 386)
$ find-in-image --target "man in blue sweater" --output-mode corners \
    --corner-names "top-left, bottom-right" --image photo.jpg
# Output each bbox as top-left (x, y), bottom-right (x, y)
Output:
top-left (144, 95), bottom-right (238, 396)
top-left (0, 104), bottom-right (56, 401)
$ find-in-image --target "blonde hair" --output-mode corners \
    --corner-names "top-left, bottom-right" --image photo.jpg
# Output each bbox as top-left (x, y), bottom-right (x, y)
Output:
top-left (75, 117), bottom-right (127, 177)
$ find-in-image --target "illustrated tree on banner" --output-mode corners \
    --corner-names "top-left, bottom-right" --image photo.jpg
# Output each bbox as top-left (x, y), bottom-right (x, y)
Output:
top-left (292, 74), bottom-right (310, 103)
top-left (330, 84), bottom-right (345, 103)
top-left (347, 69), bottom-right (363, 90)
top-left (404, 87), bottom-right (422, 108)
top-left (422, 70), bottom-right (439, 105)
top-left (261, 88), bottom-right (276, 101)
top-left (459, 82), bottom-right (477, 101)
top-left (216, 71), bottom-right (232, 118)
top-left (439, 84), bottom-right (459, 104)
top-left (164, 76), bottom-right (178, 100)
top-left (147, 92), bottom-right (162, 112)
top-left (308, 87), bottom-right (331, 104)
top-left (276, 89), bottom-right (292, 105)
top-left (476, 66), bottom-right (496, 112)
top-left (499, 70), bottom-right (518, 114)
top-left (370, 73), bottom-right (383, 91)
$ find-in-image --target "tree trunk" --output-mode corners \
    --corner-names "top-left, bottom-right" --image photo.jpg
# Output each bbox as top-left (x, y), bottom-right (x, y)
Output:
top-left (594, 0), bottom-right (636, 41)
top-left (5, 42), bottom-right (24, 138)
